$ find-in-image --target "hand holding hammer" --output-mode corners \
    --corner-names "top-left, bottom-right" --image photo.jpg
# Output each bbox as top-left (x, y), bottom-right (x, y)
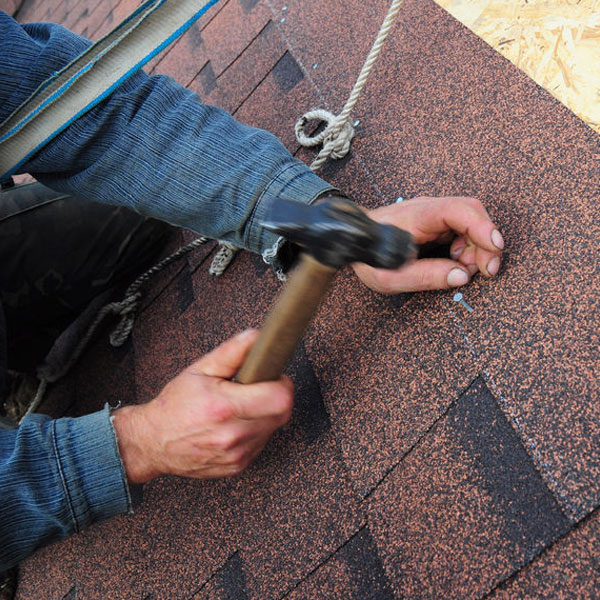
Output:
top-left (113, 195), bottom-right (503, 483)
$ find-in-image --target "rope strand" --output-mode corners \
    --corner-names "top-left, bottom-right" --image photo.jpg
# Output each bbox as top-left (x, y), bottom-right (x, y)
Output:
top-left (296, 0), bottom-right (405, 172)
top-left (19, 236), bottom-right (209, 420)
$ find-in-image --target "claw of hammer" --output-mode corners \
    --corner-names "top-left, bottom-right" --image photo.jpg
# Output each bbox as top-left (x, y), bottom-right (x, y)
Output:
top-left (236, 196), bottom-right (415, 384)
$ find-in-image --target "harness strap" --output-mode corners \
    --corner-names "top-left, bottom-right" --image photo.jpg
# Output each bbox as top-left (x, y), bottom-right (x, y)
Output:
top-left (0, 0), bottom-right (220, 180)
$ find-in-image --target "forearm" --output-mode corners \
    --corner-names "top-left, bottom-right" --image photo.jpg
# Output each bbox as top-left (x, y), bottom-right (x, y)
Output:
top-left (0, 406), bottom-right (136, 570)
top-left (0, 11), bottom-right (334, 263)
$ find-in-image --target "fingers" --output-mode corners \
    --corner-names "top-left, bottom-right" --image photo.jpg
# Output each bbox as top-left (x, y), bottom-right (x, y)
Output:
top-left (364, 258), bottom-right (480, 293)
top-left (190, 329), bottom-right (260, 379)
top-left (223, 376), bottom-right (294, 421)
top-left (450, 235), bottom-right (502, 277)
top-left (415, 196), bottom-right (504, 255)
top-left (367, 196), bottom-right (504, 255)
top-left (356, 196), bottom-right (504, 293)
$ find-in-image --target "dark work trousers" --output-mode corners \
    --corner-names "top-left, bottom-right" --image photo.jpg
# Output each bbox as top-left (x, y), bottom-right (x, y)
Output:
top-left (0, 181), bottom-right (173, 390)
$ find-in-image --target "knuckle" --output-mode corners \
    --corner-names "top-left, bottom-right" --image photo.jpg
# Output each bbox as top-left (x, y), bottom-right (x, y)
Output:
top-left (462, 196), bottom-right (480, 207)
top-left (415, 269), bottom-right (433, 290)
top-left (217, 430), bottom-right (242, 451)
top-left (226, 447), bottom-right (251, 472)
top-left (209, 397), bottom-right (235, 423)
top-left (275, 388), bottom-right (294, 415)
top-left (228, 462), bottom-right (248, 477)
top-left (371, 270), bottom-right (394, 295)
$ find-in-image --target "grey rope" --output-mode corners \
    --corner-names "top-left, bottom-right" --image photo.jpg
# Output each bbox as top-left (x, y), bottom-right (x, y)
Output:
top-left (296, 0), bottom-right (405, 172)
top-left (105, 236), bottom-right (208, 347)
top-left (20, 236), bottom-right (208, 420)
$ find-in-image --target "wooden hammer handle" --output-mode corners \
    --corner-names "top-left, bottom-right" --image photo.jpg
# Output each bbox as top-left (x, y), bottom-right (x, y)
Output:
top-left (236, 254), bottom-right (337, 384)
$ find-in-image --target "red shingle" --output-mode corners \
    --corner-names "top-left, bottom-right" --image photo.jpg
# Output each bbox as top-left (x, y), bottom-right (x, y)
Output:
top-left (12, 0), bottom-right (600, 597)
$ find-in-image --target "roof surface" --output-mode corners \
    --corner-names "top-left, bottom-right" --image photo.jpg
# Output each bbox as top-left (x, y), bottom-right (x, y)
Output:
top-left (12, 0), bottom-right (600, 598)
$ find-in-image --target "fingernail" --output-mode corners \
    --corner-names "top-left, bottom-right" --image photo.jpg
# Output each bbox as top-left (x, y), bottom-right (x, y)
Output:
top-left (450, 246), bottom-right (463, 260)
top-left (447, 268), bottom-right (469, 287)
top-left (491, 229), bottom-right (504, 250)
top-left (238, 328), bottom-right (256, 339)
top-left (487, 256), bottom-right (501, 276)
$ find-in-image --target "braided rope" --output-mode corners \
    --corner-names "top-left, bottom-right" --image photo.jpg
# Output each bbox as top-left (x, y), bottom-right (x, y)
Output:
top-left (20, 236), bottom-right (208, 419)
top-left (296, 0), bottom-right (405, 172)
top-left (107, 236), bottom-right (208, 346)
top-left (209, 241), bottom-right (239, 276)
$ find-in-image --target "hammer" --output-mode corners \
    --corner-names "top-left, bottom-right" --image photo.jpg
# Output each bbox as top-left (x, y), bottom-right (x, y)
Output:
top-left (236, 195), bottom-right (415, 384)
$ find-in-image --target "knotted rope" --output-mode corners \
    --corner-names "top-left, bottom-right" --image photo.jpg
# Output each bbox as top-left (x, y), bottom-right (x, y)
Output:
top-left (19, 236), bottom-right (208, 422)
top-left (210, 0), bottom-right (405, 274)
top-left (205, 0), bottom-right (405, 275)
top-left (208, 241), bottom-right (239, 276)
top-left (296, 0), bottom-right (405, 172)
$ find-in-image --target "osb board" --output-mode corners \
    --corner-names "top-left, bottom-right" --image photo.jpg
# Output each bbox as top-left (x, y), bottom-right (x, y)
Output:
top-left (435, 0), bottom-right (600, 134)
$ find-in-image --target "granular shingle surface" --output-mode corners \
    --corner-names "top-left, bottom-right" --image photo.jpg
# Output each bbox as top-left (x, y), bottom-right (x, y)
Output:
top-left (12, 0), bottom-right (600, 598)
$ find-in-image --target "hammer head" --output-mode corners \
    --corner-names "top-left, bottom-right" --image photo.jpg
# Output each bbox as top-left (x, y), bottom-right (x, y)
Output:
top-left (263, 196), bottom-right (415, 269)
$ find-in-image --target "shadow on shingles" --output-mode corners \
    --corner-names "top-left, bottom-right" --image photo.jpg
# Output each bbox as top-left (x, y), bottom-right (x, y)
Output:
top-left (450, 377), bottom-right (571, 552)
top-left (285, 341), bottom-right (331, 446)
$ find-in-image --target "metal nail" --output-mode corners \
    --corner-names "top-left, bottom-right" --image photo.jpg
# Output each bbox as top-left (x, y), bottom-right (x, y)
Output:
top-left (452, 292), bottom-right (473, 313)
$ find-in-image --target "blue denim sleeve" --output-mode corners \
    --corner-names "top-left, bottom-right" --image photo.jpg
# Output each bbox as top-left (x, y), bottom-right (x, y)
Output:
top-left (0, 11), bottom-right (335, 267)
top-left (0, 405), bottom-right (134, 570)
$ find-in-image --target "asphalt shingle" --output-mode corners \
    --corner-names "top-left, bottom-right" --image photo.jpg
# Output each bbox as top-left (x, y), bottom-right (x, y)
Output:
top-left (11, 0), bottom-right (600, 597)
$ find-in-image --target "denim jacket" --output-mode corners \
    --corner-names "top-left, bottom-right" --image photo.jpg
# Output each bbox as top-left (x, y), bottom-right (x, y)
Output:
top-left (0, 11), bottom-right (333, 569)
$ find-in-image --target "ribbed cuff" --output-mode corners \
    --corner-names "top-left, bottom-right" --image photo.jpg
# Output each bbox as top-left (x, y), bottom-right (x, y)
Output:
top-left (52, 404), bottom-right (137, 533)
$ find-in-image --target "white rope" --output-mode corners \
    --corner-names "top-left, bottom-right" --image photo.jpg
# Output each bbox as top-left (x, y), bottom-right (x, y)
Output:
top-left (209, 241), bottom-right (239, 276)
top-left (296, 0), bottom-right (405, 172)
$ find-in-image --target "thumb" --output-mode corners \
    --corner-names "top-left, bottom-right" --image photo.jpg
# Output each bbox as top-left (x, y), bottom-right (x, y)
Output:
top-left (371, 258), bottom-right (473, 293)
top-left (189, 329), bottom-right (259, 379)
top-left (401, 258), bottom-right (474, 291)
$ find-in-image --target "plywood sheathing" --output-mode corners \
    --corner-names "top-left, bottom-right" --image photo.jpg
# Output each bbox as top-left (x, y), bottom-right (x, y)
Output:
top-left (435, 0), bottom-right (600, 134)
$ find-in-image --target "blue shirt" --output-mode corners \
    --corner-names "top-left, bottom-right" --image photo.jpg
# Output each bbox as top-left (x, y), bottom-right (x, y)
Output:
top-left (0, 10), bottom-right (333, 569)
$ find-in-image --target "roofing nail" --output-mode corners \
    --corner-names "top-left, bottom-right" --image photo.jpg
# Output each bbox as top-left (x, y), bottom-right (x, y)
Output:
top-left (452, 291), bottom-right (473, 313)
top-left (396, 196), bottom-right (404, 203)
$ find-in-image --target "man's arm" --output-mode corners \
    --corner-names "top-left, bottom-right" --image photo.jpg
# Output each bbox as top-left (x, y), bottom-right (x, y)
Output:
top-left (0, 330), bottom-right (293, 570)
top-left (0, 407), bottom-right (134, 571)
top-left (0, 11), bottom-right (334, 270)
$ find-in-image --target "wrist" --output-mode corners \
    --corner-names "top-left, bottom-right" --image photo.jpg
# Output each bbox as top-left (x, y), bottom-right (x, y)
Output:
top-left (112, 405), bottom-right (160, 484)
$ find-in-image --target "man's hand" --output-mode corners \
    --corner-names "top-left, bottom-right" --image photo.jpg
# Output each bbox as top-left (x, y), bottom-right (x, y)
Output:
top-left (112, 330), bottom-right (293, 484)
top-left (352, 196), bottom-right (504, 293)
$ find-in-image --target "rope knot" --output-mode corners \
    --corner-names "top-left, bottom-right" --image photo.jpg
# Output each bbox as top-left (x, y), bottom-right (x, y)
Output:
top-left (295, 109), bottom-right (355, 169)
top-left (108, 291), bottom-right (143, 347)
